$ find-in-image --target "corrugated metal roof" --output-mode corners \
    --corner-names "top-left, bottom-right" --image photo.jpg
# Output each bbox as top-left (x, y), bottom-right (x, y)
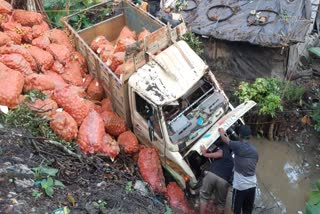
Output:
top-left (128, 40), bottom-right (208, 105)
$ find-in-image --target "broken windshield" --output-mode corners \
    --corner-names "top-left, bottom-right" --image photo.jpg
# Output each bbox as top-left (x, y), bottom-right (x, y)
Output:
top-left (163, 74), bottom-right (228, 145)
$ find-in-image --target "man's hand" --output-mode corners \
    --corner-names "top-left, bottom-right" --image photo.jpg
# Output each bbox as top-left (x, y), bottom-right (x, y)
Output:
top-left (218, 128), bottom-right (226, 136)
top-left (218, 128), bottom-right (230, 144)
top-left (200, 145), bottom-right (206, 156)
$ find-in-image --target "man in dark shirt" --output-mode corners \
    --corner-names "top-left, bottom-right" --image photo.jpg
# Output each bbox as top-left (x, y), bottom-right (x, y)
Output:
top-left (219, 125), bottom-right (258, 214)
top-left (200, 141), bottom-right (234, 214)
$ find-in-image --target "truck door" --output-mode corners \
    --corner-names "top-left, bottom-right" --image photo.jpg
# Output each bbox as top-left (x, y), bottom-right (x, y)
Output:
top-left (130, 91), bottom-right (165, 152)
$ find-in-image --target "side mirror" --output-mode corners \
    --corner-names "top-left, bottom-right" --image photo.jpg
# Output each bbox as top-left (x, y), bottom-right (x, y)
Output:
top-left (147, 119), bottom-right (155, 141)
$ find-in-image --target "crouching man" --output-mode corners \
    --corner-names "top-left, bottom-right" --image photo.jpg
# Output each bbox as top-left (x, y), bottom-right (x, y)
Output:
top-left (200, 141), bottom-right (234, 214)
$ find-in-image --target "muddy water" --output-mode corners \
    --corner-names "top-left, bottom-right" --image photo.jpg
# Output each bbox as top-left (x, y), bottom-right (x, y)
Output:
top-left (251, 138), bottom-right (319, 213)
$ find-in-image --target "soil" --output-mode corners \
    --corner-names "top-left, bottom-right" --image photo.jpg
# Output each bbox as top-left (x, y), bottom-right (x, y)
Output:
top-left (0, 126), bottom-right (166, 214)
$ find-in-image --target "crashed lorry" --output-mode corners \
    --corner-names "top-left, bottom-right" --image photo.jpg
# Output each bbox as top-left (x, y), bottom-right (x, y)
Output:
top-left (63, 0), bottom-right (256, 191)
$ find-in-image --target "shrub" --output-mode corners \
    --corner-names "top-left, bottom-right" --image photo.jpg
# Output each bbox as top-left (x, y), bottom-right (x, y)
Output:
top-left (235, 78), bottom-right (283, 118)
top-left (182, 31), bottom-right (204, 56)
top-left (235, 78), bottom-right (306, 118)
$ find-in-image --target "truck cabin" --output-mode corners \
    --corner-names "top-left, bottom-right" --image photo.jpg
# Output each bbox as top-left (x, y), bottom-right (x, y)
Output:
top-left (128, 40), bottom-right (247, 186)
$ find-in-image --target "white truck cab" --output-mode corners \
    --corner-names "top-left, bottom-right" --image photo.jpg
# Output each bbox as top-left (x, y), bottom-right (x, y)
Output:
top-left (128, 40), bottom-right (256, 189)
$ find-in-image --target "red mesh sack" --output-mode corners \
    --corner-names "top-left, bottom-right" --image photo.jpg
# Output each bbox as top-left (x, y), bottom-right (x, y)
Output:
top-left (84, 100), bottom-right (102, 113)
top-left (24, 73), bottom-right (55, 92)
top-left (2, 22), bottom-right (33, 43)
top-left (0, 63), bottom-right (24, 108)
top-left (1, 19), bottom-right (23, 44)
top-left (138, 28), bottom-right (151, 41)
top-left (100, 133), bottom-right (120, 161)
top-left (82, 74), bottom-right (94, 91)
top-left (48, 29), bottom-right (74, 51)
top-left (68, 85), bottom-right (86, 98)
top-left (166, 182), bottom-right (196, 214)
top-left (0, 53), bottom-right (33, 75)
top-left (0, 44), bottom-right (37, 71)
top-left (0, 13), bottom-right (9, 25)
top-left (0, 0), bottom-right (13, 14)
top-left (90, 36), bottom-right (110, 52)
top-left (26, 98), bottom-right (58, 118)
top-left (32, 21), bottom-right (49, 38)
top-left (27, 45), bottom-right (54, 71)
top-left (69, 51), bottom-right (87, 76)
top-left (52, 86), bottom-right (89, 126)
top-left (3, 30), bottom-right (21, 44)
top-left (117, 131), bottom-right (139, 154)
top-left (83, 99), bottom-right (95, 110)
top-left (114, 38), bottom-right (136, 53)
top-left (51, 60), bottom-right (64, 74)
top-left (117, 26), bottom-right (136, 41)
top-left (132, 144), bottom-right (146, 162)
top-left (13, 9), bottom-right (43, 26)
top-left (138, 148), bottom-right (167, 194)
top-left (107, 52), bottom-right (125, 72)
top-left (46, 43), bottom-right (71, 65)
top-left (50, 111), bottom-right (78, 141)
top-left (61, 60), bottom-right (83, 86)
top-left (100, 111), bottom-right (127, 137)
top-left (77, 110), bottom-right (104, 154)
top-left (20, 26), bottom-right (33, 43)
top-left (32, 35), bottom-right (51, 49)
top-left (42, 70), bottom-right (67, 89)
top-left (101, 98), bottom-right (113, 112)
top-left (115, 64), bottom-right (124, 77)
top-left (98, 44), bottom-right (114, 62)
top-left (0, 32), bottom-right (11, 46)
top-left (86, 78), bottom-right (104, 101)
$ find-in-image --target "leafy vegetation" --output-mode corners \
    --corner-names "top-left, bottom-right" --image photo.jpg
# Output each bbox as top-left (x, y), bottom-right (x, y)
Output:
top-left (175, 0), bottom-right (188, 11)
top-left (311, 106), bottom-right (320, 132)
top-left (0, 102), bottom-right (74, 149)
top-left (32, 165), bottom-right (65, 197)
top-left (42, 0), bottom-right (112, 29)
top-left (2, 105), bottom-right (57, 140)
top-left (24, 89), bottom-right (47, 102)
top-left (235, 78), bottom-right (305, 118)
top-left (306, 179), bottom-right (320, 211)
top-left (182, 31), bottom-right (204, 56)
top-left (93, 200), bottom-right (108, 213)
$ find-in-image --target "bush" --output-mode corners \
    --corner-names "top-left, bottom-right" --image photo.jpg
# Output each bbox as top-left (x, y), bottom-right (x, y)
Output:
top-left (42, 0), bottom-right (112, 29)
top-left (235, 78), bottom-right (283, 118)
top-left (182, 31), bottom-right (204, 56)
top-left (235, 78), bottom-right (305, 118)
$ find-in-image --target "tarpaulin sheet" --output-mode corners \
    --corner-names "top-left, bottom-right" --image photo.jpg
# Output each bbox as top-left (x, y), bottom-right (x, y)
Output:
top-left (182, 0), bottom-right (314, 47)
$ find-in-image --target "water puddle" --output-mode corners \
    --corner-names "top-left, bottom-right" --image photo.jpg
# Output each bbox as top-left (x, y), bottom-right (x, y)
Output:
top-left (251, 139), bottom-right (318, 213)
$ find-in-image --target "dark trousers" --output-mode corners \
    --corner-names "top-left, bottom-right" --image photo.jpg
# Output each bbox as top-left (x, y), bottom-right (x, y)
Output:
top-left (232, 187), bottom-right (256, 214)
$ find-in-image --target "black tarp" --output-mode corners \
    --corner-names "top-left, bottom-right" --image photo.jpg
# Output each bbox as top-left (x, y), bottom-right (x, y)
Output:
top-left (182, 0), bottom-right (313, 47)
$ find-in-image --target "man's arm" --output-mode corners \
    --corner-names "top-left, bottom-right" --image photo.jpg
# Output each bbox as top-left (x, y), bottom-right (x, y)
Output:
top-left (200, 145), bottom-right (223, 159)
top-left (218, 128), bottom-right (230, 144)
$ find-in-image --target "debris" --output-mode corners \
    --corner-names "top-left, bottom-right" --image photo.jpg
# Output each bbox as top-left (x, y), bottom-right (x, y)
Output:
top-left (14, 178), bottom-right (34, 188)
top-left (134, 180), bottom-right (148, 195)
